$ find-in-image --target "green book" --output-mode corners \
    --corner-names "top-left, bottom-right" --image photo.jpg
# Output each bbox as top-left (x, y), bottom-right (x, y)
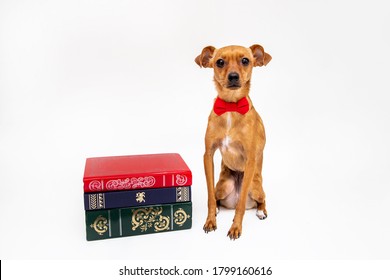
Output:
top-left (85, 202), bottom-right (192, 241)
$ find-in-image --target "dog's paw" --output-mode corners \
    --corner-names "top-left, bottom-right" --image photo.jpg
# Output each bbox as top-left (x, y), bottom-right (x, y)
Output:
top-left (203, 218), bottom-right (217, 233)
top-left (227, 223), bottom-right (242, 240)
top-left (256, 210), bottom-right (267, 220)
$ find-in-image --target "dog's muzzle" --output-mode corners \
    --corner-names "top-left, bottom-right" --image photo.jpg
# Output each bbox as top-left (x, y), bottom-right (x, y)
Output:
top-left (227, 72), bottom-right (241, 88)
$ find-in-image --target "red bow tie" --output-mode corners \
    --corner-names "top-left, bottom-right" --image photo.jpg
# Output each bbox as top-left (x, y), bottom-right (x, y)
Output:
top-left (213, 97), bottom-right (250, 116)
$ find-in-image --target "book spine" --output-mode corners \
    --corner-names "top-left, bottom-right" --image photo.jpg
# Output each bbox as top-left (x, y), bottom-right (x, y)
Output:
top-left (83, 171), bottom-right (192, 193)
top-left (84, 186), bottom-right (191, 210)
top-left (85, 202), bottom-right (192, 241)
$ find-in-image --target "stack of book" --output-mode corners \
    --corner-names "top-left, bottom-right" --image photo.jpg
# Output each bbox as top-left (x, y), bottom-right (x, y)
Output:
top-left (83, 153), bottom-right (192, 241)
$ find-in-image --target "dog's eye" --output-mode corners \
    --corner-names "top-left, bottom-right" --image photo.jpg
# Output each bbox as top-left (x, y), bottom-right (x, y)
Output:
top-left (216, 59), bottom-right (225, 68)
top-left (241, 58), bottom-right (250, 66)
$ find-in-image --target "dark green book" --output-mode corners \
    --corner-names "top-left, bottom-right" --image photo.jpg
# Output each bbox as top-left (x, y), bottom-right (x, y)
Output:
top-left (85, 202), bottom-right (192, 241)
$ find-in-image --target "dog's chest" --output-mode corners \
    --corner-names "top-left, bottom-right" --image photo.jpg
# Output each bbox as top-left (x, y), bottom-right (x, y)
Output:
top-left (218, 113), bottom-right (246, 170)
top-left (221, 113), bottom-right (232, 149)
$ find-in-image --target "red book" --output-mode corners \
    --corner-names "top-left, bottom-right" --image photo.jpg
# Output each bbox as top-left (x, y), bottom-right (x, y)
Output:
top-left (83, 153), bottom-right (192, 193)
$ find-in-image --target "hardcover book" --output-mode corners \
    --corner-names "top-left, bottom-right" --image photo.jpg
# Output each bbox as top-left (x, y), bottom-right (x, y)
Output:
top-left (85, 202), bottom-right (192, 241)
top-left (84, 186), bottom-right (191, 210)
top-left (83, 153), bottom-right (192, 193)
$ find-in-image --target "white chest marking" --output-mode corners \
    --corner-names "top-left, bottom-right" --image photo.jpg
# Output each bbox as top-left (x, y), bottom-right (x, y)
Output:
top-left (226, 113), bottom-right (232, 130)
top-left (221, 113), bottom-right (232, 151)
top-left (222, 136), bottom-right (231, 151)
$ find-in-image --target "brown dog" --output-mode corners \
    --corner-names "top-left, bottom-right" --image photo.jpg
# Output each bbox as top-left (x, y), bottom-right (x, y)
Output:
top-left (195, 44), bottom-right (272, 239)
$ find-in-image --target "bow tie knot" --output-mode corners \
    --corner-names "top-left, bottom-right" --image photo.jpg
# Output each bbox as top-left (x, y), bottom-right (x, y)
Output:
top-left (213, 97), bottom-right (250, 116)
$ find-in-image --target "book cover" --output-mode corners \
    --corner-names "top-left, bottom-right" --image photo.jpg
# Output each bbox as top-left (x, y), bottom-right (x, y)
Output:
top-left (85, 202), bottom-right (192, 241)
top-left (84, 186), bottom-right (191, 210)
top-left (83, 153), bottom-right (192, 193)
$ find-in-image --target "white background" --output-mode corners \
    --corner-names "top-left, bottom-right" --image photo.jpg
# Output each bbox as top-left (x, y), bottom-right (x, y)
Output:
top-left (1, 0), bottom-right (389, 264)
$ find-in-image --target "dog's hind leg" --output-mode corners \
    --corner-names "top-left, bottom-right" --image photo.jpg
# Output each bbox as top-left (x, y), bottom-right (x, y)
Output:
top-left (215, 161), bottom-right (237, 210)
top-left (251, 187), bottom-right (267, 220)
top-left (249, 156), bottom-right (268, 220)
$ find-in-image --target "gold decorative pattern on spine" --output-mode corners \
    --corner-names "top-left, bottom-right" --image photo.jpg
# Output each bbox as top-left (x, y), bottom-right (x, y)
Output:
top-left (89, 194), bottom-right (104, 209)
top-left (176, 187), bottom-right (190, 202)
top-left (90, 215), bottom-right (109, 235)
top-left (131, 207), bottom-right (170, 232)
top-left (135, 192), bottom-right (146, 203)
top-left (174, 208), bottom-right (190, 226)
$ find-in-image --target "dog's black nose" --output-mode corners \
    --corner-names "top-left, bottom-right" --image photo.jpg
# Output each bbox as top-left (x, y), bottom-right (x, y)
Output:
top-left (228, 72), bottom-right (240, 83)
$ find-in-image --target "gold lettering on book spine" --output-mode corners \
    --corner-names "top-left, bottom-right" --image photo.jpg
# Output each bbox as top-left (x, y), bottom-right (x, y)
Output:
top-left (90, 215), bottom-right (108, 235)
top-left (174, 208), bottom-right (190, 226)
top-left (131, 207), bottom-right (170, 232)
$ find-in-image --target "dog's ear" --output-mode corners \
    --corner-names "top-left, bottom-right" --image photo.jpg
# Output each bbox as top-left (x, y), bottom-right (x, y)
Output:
top-left (250, 44), bottom-right (272, 67)
top-left (195, 46), bottom-right (216, 68)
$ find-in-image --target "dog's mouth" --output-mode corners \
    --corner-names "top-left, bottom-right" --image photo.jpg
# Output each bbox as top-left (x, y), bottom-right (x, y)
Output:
top-left (227, 83), bottom-right (241, 89)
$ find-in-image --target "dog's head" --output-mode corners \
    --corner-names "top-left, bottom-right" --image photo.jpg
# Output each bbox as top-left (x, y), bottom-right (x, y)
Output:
top-left (195, 45), bottom-right (271, 101)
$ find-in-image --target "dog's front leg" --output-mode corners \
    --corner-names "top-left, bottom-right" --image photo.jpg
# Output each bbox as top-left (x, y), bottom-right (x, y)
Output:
top-left (227, 157), bottom-right (256, 240)
top-left (203, 147), bottom-right (217, 233)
